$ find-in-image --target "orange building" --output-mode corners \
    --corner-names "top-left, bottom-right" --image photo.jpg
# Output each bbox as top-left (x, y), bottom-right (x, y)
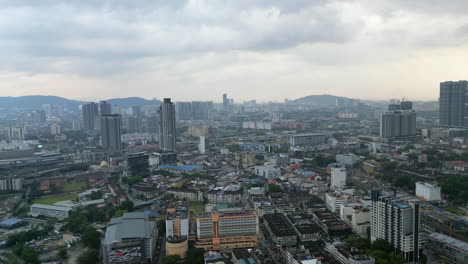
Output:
top-left (195, 209), bottom-right (259, 251)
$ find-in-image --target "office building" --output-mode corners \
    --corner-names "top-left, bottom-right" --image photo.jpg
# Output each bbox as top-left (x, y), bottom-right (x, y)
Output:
top-left (126, 152), bottom-right (150, 178)
top-left (380, 108), bottom-right (417, 139)
top-left (100, 114), bottom-right (122, 154)
top-left (158, 98), bottom-right (176, 151)
top-left (100, 101), bottom-right (112, 115)
top-left (195, 209), bottom-right (259, 251)
top-left (102, 212), bottom-right (158, 264)
top-left (199, 136), bottom-right (209, 154)
top-left (331, 167), bottom-right (347, 189)
top-left (425, 233), bottom-right (468, 264)
top-left (289, 133), bottom-right (326, 146)
top-left (82, 102), bottom-right (99, 132)
top-left (439, 80), bottom-right (468, 127)
top-left (370, 190), bottom-right (422, 263)
top-left (166, 201), bottom-right (189, 258)
top-left (415, 182), bottom-right (441, 202)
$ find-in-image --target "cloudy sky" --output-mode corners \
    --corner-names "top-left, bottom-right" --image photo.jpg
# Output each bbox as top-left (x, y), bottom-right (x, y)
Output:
top-left (1, 0), bottom-right (468, 102)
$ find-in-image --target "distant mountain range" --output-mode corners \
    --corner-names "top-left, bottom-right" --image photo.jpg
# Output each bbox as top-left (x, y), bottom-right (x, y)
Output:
top-left (0, 95), bottom-right (161, 110)
top-left (291, 94), bottom-right (357, 106)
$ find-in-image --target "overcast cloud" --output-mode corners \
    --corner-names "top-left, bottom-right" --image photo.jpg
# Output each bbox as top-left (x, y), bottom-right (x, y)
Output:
top-left (1, 0), bottom-right (468, 102)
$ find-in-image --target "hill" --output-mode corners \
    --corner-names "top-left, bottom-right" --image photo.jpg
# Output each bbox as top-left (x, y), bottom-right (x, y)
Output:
top-left (0, 95), bottom-right (83, 110)
top-left (291, 94), bottom-right (357, 106)
top-left (0, 96), bottom-right (161, 111)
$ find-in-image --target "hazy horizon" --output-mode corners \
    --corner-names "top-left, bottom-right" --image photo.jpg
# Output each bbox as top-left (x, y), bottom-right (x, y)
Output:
top-left (1, 1), bottom-right (467, 101)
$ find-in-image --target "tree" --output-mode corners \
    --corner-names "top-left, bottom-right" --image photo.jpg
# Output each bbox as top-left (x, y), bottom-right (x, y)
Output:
top-left (90, 190), bottom-right (103, 200)
top-left (371, 239), bottom-right (394, 252)
top-left (162, 255), bottom-right (181, 264)
top-left (267, 184), bottom-right (282, 193)
top-left (120, 200), bottom-right (134, 211)
top-left (13, 246), bottom-right (38, 264)
top-left (185, 248), bottom-right (205, 264)
top-left (77, 249), bottom-right (99, 264)
top-left (57, 247), bottom-right (68, 261)
top-left (82, 228), bottom-right (102, 249)
top-left (345, 237), bottom-right (371, 251)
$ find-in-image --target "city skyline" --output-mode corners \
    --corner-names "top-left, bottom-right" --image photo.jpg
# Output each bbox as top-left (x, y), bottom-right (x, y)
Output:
top-left (2, 1), bottom-right (468, 101)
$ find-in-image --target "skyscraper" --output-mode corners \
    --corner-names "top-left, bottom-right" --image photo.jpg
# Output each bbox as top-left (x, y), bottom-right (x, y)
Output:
top-left (159, 98), bottom-right (176, 151)
top-left (100, 114), bottom-right (122, 154)
top-left (82, 102), bottom-right (99, 132)
top-left (371, 190), bottom-right (422, 263)
top-left (439, 81), bottom-right (468, 127)
top-left (99, 101), bottom-right (112, 115)
top-left (223, 93), bottom-right (228, 111)
top-left (380, 102), bottom-right (416, 139)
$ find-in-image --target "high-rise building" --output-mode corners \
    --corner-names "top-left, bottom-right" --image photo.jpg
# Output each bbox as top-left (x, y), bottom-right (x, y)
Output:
top-left (166, 201), bottom-right (189, 258)
top-left (127, 116), bottom-right (142, 133)
top-left (223, 93), bottom-right (229, 111)
top-left (100, 114), bottom-right (122, 154)
top-left (5, 126), bottom-right (25, 139)
top-left (102, 212), bottom-right (158, 264)
top-left (50, 123), bottom-right (61, 135)
top-left (82, 102), bottom-right (99, 132)
top-left (195, 209), bottom-right (259, 251)
top-left (380, 106), bottom-right (416, 139)
top-left (132, 106), bottom-right (141, 117)
top-left (198, 136), bottom-right (209, 154)
top-left (191, 101), bottom-right (213, 120)
top-left (439, 81), bottom-right (468, 127)
top-left (158, 98), bottom-right (176, 151)
top-left (126, 152), bottom-right (149, 178)
top-left (100, 101), bottom-right (112, 115)
top-left (370, 190), bottom-right (422, 263)
top-left (175, 102), bottom-right (192, 121)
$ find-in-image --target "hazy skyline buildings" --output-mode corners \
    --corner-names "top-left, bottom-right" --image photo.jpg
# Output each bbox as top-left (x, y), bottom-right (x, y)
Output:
top-left (159, 98), bottom-right (176, 151)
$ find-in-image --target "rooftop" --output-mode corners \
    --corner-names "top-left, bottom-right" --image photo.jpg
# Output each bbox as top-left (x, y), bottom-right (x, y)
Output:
top-left (0, 218), bottom-right (24, 226)
top-left (264, 213), bottom-right (296, 237)
top-left (428, 233), bottom-right (468, 252)
top-left (104, 212), bottom-right (154, 245)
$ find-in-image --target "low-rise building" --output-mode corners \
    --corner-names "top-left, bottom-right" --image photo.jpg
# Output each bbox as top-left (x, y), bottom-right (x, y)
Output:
top-left (425, 233), bottom-right (468, 264)
top-left (102, 212), bottom-right (158, 264)
top-left (351, 207), bottom-right (370, 238)
top-left (263, 213), bottom-right (297, 246)
top-left (206, 190), bottom-right (242, 204)
top-left (29, 204), bottom-right (73, 220)
top-left (195, 209), bottom-right (259, 251)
